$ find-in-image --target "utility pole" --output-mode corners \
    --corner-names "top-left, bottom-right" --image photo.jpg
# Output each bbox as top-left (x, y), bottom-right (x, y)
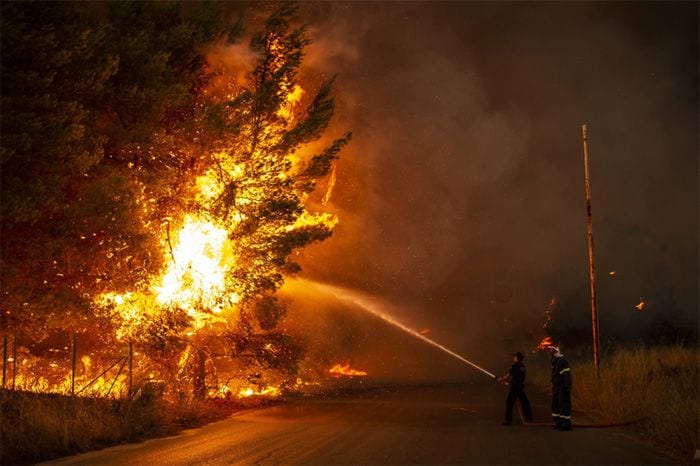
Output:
top-left (582, 124), bottom-right (601, 373)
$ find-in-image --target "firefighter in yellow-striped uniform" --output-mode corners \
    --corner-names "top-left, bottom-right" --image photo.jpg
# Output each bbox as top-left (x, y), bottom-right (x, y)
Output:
top-left (547, 345), bottom-right (572, 431)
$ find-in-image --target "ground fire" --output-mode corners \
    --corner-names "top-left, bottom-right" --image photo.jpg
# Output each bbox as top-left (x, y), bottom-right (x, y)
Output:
top-left (328, 363), bottom-right (368, 378)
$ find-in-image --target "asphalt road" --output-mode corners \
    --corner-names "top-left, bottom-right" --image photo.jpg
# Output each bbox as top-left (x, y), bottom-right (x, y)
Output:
top-left (47, 383), bottom-right (674, 465)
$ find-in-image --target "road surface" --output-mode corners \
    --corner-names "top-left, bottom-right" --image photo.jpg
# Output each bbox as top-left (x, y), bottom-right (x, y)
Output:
top-left (47, 383), bottom-right (674, 465)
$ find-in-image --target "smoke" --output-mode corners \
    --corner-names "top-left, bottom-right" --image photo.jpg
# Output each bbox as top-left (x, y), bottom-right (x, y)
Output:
top-left (204, 39), bottom-right (259, 93)
top-left (290, 2), bottom-right (698, 362)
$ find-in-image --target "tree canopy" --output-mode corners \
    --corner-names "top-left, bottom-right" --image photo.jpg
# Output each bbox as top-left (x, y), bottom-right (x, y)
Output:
top-left (1, 2), bottom-right (349, 397)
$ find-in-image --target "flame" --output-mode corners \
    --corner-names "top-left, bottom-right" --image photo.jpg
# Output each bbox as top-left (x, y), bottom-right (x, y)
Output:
top-left (608, 271), bottom-right (617, 276)
top-left (321, 163), bottom-right (337, 206)
top-left (238, 385), bottom-right (280, 398)
top-left (99, 212), bottom-right (239, 334)
top-left (536, 336), bottom-right (554, 351)
top-left (155, 215), bottom-right (238, 323)
top-left (329, 363), bottom-right (367, 378)
top-left (635, 300), bottom-right (645, 311)
top-left (277, 84), bottom-right (304, 121)
top-left (285, 211), bottom-right (338, 232)
top-left (81, 355), bottom-right (91, 373)
top-left (196, 169), bottom-right (226, 201)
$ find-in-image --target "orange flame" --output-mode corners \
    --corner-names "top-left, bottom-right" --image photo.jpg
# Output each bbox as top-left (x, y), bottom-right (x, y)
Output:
top-left (635, 300), bottom-right (645, 311)
top-left (237, 386), bottom-right (280, 398)
top-left (321, 163), bottom-right (337, 206)
top-left (536, 336), bottom-right (554, 351)
top-left (329, 363), bottom-right (367, 378)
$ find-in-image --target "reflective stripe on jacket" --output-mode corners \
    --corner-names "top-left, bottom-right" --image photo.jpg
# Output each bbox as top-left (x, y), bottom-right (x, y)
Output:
top-left (551, 356), bottom-right (572, 389)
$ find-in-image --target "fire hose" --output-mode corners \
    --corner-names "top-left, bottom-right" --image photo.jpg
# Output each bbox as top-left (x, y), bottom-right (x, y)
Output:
top-left (312, 280), bottom-right (645, 429)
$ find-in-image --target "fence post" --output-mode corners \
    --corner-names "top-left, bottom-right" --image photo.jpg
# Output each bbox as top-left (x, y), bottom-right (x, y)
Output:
top-left (71, 333), bottom-right (77, 396)
top-left (12, 335), bottom-right (16, 390)
top-left (2, 335), bottom-right (6, 390)
top-left (128, 341), bottom-right (133, 399)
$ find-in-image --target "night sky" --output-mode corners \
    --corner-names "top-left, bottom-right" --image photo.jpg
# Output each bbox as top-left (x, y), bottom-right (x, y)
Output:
top-left (294, 2), bottom-right (699, 355)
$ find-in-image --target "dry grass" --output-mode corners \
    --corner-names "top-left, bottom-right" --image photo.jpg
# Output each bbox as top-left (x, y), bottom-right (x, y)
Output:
top-left (534, 345), bottom-right (699, 462)
top-left (0, 391), bottom-right (245, 465)
top-left (0, 391), bottom-right (172, 464)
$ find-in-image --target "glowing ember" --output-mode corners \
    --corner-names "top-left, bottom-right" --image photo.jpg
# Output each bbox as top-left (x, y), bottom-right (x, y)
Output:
top-left (608, 271), bottom-right (617, 276)
top-left (329, 363), bottom-right (368, 378)
top-left (543, 297), bottom-right (557, 329)
top-left (419, 328), bottom-right (431, 335)
top-left (635, 300), bottom-right (645, 311)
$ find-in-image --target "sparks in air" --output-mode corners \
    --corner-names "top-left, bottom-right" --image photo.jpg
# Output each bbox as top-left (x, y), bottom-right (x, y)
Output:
top-left (543, 297), bottom-right (557, 329)
top-left (329, 363), bottom-right (368, 378)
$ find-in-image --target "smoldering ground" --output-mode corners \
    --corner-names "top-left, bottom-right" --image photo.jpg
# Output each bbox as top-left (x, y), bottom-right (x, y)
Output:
top-left (282, 1), bottom-right (698, 374)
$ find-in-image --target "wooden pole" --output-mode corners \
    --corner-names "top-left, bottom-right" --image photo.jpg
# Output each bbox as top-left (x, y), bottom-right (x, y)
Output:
top-left (128, 341), bottom-right (133, 399)
top-left (2, 335), bottom-right (7, 390)
top-left (71, 333), bottom-right (77, 396)
top-left (582, 124), bottom-right (601, 373)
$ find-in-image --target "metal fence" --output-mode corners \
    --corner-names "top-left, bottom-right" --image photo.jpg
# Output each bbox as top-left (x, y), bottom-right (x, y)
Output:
top-left (1, 334), bottom-right (134, 399)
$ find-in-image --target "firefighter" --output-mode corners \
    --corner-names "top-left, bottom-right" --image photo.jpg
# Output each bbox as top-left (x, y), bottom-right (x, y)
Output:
top-left (547, 345), bottom-right (572, 431)
top-left (498, 351), bottom-right (533, 425)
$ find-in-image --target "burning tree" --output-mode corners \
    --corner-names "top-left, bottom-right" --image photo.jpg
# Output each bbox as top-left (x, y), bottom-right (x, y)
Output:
top-left (1, 3), bottom-right (349, 399)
